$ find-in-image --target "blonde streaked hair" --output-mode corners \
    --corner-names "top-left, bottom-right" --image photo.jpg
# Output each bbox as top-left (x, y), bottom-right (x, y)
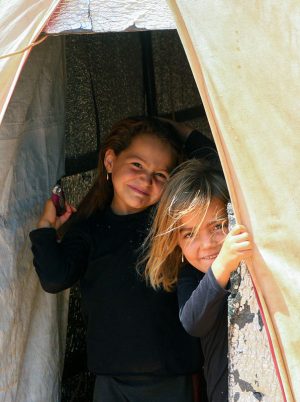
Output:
top-left (143, 159), bottom-right (229, 292)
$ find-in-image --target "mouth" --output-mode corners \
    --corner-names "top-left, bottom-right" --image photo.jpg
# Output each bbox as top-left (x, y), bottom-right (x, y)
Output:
top-left (200, 253), bottom-right (218, 261)
top-left (128, 184), bottom-right (150, 196)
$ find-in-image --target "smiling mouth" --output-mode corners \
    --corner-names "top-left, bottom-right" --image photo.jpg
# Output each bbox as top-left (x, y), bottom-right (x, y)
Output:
top-left (128, 184), bottom-right (149, 196)
top-left (200, 254), bottom-right (218, 260)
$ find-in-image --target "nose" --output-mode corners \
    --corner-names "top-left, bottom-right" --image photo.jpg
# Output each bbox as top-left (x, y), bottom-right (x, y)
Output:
top-left (140, 171), bottom-right (153, 185)
top-left (197, 233), bottom-right (215, 250)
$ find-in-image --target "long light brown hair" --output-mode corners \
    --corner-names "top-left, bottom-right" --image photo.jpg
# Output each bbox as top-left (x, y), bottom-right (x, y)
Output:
top-left (143, 159), bottom-right (229, 292)
top-left (75, 117), bottom-right (184, 220)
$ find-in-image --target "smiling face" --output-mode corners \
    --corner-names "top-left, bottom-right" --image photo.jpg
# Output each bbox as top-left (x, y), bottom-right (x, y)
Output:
top-left (177, 197), bottom-right (228, 273)
top-left (104, 134), bottom-right (175, 215)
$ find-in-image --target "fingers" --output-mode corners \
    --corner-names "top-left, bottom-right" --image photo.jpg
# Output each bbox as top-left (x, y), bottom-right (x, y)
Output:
top-left (230, 225), bottom-right (252, 243)
top-left (65, 202), bottom-right (77, 214)
top-left (64, 202), bottom-right (73, 214)
top-left (230, 224), bottom-right (247, 235)
top-left (37, 199), bottom-right (76, 229)
top-left (228, 224), bottom-right (253, 256)
top-left (37, 199), bottom-right (57, 228)
top-left (56, 202), bottom-right (76, 228)
top-left (158, 118), bottom-right (193, 139)
top-left (232, 241), bottom-right (252, 253)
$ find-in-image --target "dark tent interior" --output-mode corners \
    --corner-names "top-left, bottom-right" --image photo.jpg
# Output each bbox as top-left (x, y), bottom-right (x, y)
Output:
top-left (60, 29), bottom-right (211, 401)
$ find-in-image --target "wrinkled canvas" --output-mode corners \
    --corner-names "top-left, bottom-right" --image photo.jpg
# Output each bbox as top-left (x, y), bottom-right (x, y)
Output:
top-left (44, 0), bottom-right (175, 34)
top-left (0, 0), bottom-right (61, 125)
top-left (0, 36), bottom-right (67, 402)
top-left (168, 1), bottom-right (300, 401)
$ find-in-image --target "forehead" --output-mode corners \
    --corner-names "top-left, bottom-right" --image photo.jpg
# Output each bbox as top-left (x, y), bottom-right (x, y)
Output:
top-left (122, 134), bottom-right (175, 168)
top-left (180, 198), bottom-right (226, 228)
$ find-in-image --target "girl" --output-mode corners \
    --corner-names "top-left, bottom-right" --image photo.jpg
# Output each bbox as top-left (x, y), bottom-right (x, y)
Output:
top-left (145, 159), bottom-right (253, 402)
top-left (30, 117), bottom-right (215, 402)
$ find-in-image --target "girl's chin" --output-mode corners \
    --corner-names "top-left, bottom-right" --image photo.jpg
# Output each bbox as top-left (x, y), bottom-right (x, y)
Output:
top-left (188, 260), bottom-right (214, 273)
top-left (196, 265), bottom-right (210, 274)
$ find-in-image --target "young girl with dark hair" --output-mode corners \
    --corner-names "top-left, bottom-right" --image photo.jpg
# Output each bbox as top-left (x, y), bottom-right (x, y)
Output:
top-left (144, 159), bottom-right (253, 402)
top-left (30, 117), bottom-right (215, 402)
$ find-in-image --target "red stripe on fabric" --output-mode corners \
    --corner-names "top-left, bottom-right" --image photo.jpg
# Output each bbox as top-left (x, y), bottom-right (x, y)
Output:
top-left (252, 281), bottom-right (287, 402)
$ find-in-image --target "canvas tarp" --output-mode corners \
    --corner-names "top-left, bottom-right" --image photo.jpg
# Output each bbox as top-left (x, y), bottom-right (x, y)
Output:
top-left (0, 33), bottom-right (68, 402)
top-left (0, 2), bottom-right (68, 401)
top-left (0, 0), bottom-right (61, 126)
top-left (44, 0), bottom-right (175, 33)
top-left (168, 1), bottom-right (300, 401)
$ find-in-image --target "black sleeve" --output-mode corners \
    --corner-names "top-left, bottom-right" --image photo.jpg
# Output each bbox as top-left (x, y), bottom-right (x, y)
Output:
top-left (177, 265), bottom-right (229, 338)
top-left (29, 223), bottom-right (90, 293)
top-left (185, 130), bottom-right (220, 165)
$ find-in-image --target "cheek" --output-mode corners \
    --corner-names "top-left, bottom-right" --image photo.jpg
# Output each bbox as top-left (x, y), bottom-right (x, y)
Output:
top-left (152, 182), bottom-right (165, 199)
top-left (214, 231), bottom-right (227, 243)
top-left (123, 166), bottom-right (137, 177)
top-left (178, 240), bottom-right (196, 260)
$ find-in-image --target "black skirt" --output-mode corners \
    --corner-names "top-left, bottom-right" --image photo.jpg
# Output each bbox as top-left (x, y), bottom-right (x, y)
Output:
top-left (93, 374), bottom-right (193, 402)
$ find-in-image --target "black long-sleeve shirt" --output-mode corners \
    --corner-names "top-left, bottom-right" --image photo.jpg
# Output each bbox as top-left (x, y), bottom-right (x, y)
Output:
top-left (30, 130), bottom-right (216, 377)
top-left (30, 208), bottom-right (201, 375)
top-left (177, 265), bottom-right (229, 402)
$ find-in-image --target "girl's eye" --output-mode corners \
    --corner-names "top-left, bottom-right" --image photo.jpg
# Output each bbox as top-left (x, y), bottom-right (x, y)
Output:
top-left (183, 232), bottom-right (193, 239)
top-left (213, 222), bottom-right (228, 233)
top-left (154, 172), bottom-right (168, 181)
top-left (132, 162), bottom-right (142, 168)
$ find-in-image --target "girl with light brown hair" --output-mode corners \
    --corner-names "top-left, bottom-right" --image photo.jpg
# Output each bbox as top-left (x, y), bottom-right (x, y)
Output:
top-left (144, 159), bottom-right (253, 402)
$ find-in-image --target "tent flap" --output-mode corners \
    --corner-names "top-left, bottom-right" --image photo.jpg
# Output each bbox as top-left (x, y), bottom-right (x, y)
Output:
top-left (0, 0), bottom-right (61, 126)
top-left (0, 36), bottom-right (68, 402)
top-left (168, 1), bottom-right (300, 401)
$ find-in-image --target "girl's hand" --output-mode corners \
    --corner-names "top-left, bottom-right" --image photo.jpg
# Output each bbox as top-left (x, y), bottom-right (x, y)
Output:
top-left (158, 117), bottom-right (194, 141)
top-left (37, 199), bottom-right (76, 230)
top-left (211, 224), bottom-right (253, 288)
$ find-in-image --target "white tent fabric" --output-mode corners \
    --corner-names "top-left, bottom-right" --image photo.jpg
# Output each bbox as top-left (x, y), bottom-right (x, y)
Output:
top-left (0, 0), bottom-right (61, 126)
top-left (168, 1), bottom-right (300, 401)
top-left (0, 36), bottom-right (68, 402)
top-left (44, 0), bottom-right (175, 34)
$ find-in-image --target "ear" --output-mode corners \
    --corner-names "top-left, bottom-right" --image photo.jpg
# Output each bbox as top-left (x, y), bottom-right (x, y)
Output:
top-left (104, 149), bottom-right (116, 173)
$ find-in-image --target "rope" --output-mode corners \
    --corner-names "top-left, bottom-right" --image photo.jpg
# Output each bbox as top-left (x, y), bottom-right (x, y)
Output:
top-left (0, 34), bottom-right (48, 60)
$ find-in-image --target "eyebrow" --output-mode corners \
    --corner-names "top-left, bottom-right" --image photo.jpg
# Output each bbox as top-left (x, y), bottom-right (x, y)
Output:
top-left (208, 219), bottom-right (221, 224)
top-left (179, 227), bottom-right (194, 233)
top-left (179, 218), bottom-right (222, 233)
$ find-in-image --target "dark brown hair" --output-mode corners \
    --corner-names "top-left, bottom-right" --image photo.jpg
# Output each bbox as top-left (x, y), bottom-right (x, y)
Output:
top-left (75, 117), bottom-right (183, 220)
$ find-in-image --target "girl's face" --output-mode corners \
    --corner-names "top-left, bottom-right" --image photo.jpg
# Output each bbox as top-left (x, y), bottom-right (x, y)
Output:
top-left (177, 197), bottom-right (228, 273)
top-left (104, 134), bottom-right (175, 215)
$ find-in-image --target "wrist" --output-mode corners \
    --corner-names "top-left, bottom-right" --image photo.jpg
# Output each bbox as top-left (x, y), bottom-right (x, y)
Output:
top-left (211, 258), bottom-right (230, 288)
top-left (179, 126), bottom-right (194, 142)
top-left (37, 219), bottom-right (54, 229)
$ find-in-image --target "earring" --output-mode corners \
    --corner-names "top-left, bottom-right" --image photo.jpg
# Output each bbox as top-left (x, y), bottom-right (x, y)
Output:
top-left (106, 173), bottom-right (109, 181)
top-left (181, 253), bottom-right (184, 263)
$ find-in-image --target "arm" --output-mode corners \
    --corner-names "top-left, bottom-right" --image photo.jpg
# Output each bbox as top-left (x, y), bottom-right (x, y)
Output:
top-left (184, 130), bottom-right (219, 162)
top-left (30, 199), bottom-right (90, 293)
top-left (177, 266), bottom-right (229, 338)
top-left (30, 225), bottom-right (90, 293)
top-left (158, 117), bottom-right (217, 160)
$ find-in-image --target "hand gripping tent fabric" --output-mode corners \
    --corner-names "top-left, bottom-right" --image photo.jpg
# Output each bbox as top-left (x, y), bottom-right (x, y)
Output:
top-left (1, 1), bottom-right (299, 401)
